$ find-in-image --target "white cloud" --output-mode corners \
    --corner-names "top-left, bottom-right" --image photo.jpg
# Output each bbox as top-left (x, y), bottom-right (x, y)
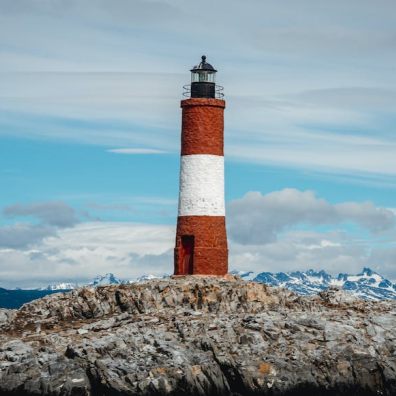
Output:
top-left (230, 229), bottom-right (396, 281)
top-left (228, 189), bottom-right (395, 244)
top-left (0, 223), bottom-right (56, 249)
top-left (1, 191), bottom-right (394, 287)
top-left (2, 222), bottom-right (394, 288)
top-left (368, 247), bottom-right (396, 280)
top-left (107, 148), bottom-right (167, 154)
top-left (3, 201), bottom-right (79, 227)
top-left (0, 1), bottom-right (395, 177)
top-left (0, 222), bottom-right (174, 288)
top-left (0, 219), bottom-right (395, 288)
top-left (0, 201), bottom-right (80, 249)
top-left (229, 229), bottom-right (368, 276)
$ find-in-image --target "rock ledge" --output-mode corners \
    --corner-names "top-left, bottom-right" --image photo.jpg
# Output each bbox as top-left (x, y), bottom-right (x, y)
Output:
top-left (0, 276), bottom-right (395, 395)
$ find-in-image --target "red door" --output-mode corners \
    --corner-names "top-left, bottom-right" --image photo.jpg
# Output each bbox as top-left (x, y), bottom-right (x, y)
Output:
top-left (181, 235), bottom-right (194, 274)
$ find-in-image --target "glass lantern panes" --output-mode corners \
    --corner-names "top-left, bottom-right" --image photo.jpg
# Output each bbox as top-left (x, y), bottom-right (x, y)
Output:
top-left (191, 71), bottom-right (216, 83)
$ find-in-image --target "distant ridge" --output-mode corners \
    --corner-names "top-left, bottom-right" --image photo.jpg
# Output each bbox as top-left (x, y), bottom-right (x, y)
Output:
top-left (0, 288), bottom-right (64, 309)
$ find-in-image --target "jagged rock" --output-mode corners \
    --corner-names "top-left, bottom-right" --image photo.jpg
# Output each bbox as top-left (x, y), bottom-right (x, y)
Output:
top-left (0, 276), bottom-right (395, 395)
top-left (0, 309), bottom-right (16, 328)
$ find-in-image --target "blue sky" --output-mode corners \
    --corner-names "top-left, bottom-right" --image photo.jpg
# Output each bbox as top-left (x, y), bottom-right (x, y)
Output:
top-left (0, 0), bottom-right (395, 287)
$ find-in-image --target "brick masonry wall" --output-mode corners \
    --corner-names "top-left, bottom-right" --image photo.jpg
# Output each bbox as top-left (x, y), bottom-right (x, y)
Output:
top-left (174, 216), bottom-right (228, 276)
top-left (181, 98), bottom-right (225, 156)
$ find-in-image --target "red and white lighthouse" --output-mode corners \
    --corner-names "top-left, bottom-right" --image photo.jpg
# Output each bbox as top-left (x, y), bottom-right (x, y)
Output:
top-left (174, 56), bottom-right (228, 276)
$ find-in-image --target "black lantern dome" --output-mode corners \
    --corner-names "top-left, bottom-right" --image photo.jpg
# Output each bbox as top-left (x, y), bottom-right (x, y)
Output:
top-left (190, 55), bottom-right (217, 98)
top-left (191, 55), bottom-right (217, 74)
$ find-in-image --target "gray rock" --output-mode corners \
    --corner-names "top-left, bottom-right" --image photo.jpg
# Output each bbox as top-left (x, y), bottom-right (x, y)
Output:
top-left (0, 308), bottom-right (16, 328)
top-left (0, 276), bottom-right (395, 395)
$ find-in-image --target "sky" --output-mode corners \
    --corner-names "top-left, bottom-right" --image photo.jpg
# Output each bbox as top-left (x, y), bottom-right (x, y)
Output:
top-left (0, 0), bottom-right (395, 288)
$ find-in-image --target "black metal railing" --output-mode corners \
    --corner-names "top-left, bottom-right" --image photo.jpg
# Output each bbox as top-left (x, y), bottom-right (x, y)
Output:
top-left (182, 84), bottom-right (224, 99)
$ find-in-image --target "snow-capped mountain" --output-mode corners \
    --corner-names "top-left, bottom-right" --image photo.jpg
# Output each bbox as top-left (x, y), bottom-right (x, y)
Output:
top-left (130, 274), bottom-right (166, 283)
top-left (40, 282), bottom-right (78, 291)
top-left (89, 273), bottom-right (124, 287)
top-left (41, 273), bottom-right (166, 290)
top-left (229, 270), bottom-right (256, 281)
top-left (40, 273), bottom-right (124, 290)
top-left (244, 267), bottom-right (396, 301)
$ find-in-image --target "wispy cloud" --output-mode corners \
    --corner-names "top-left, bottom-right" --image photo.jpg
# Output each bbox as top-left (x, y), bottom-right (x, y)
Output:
top-left (108, 148), bottom-right (167, 154)
top-left (3, 201), bottom-right (79, 228)
top-left (0, 1), bottom-right (395, 177)
top-left (0, 201), bottom-right (79, 249)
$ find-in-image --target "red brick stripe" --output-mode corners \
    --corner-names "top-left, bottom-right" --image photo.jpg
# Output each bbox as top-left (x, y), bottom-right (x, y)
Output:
top-left (174, 216), bottom-right (228, 276)
top-left (180, 98), bottom-right (225, 156)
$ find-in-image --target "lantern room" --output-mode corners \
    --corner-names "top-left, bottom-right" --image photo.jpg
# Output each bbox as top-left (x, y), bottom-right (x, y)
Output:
top-left (190, 55), bottom-right (217, 98)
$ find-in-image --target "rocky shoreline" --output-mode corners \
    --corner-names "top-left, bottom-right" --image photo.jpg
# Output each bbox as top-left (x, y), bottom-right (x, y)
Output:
top-left (0, 276), bottom-right (395, 395)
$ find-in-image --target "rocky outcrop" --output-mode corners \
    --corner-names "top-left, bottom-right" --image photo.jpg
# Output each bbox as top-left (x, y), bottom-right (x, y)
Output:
top-left (0, 276), bottom-right (395, 395)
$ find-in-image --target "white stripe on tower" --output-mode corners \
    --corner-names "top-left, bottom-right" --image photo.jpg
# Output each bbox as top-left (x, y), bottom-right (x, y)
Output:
top-left (178, 154), bottom-right (225, 216)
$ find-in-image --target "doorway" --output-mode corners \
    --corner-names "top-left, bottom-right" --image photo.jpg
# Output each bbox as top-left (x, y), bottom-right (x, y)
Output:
top-left (181, 235), bottom-right (194, 274)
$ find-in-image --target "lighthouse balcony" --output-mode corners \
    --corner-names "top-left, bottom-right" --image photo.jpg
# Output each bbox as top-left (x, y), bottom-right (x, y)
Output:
top-left (183, 84), bottom-right (224, 99)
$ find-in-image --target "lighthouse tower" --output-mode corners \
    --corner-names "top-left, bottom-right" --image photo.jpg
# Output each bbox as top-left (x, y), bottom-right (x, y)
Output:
top-left (174, 56), bottom-right (228, 276)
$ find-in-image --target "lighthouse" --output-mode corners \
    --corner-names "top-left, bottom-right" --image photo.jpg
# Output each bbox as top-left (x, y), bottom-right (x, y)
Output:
top-left (174, 56), bottom-right (228, 276)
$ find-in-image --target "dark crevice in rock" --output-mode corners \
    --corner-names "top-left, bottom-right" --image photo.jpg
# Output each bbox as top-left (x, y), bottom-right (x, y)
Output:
top-left (114, 290), bottom-right (128, 313)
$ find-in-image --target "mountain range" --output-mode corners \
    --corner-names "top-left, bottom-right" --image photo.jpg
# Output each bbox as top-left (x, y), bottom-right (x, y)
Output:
top-left (40, 273), bottom-right (165, 290)
top-left (1, 268), bottom-right (395, 309)
top-left (231, 267), bottom-right (396, 301)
